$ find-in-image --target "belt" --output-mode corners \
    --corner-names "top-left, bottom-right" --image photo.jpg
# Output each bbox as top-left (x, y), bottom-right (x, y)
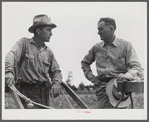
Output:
top-left (100, 76), bottom-right (114, 83)
top-left (15, 82), bottom-right (47, 90)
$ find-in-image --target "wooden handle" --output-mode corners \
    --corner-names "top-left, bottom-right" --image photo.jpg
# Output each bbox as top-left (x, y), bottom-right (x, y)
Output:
top-left (61, 82), bottom-right (89, 109)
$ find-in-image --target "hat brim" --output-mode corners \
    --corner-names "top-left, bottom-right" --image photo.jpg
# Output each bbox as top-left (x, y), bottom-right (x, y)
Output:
top-left (106, 78), bottom-right (131, 108)
top-left (28, 23), bottom-right (57, 33)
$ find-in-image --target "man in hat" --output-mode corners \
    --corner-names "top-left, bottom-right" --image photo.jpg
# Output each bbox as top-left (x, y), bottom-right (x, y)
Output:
top-left (5, 14), bottom-right (62, 109)
top-left (81, 17), bottom-right (143, 108)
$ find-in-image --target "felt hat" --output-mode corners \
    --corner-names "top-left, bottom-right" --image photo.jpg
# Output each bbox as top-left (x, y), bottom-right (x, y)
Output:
top-left (106, 78), bottom-right (131, 108)
top-left (28, 14), bottom-right (57, 33)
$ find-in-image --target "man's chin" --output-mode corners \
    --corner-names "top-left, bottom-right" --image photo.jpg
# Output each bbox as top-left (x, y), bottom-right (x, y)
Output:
top-left (100, 37), bottom-right (107, 41)
top-left (100, 37), bottom-right (104, 40)
top-left (45, 40), bottom-right (50, 42)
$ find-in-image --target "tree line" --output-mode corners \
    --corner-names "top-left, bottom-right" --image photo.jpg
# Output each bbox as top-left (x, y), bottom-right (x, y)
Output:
top-left (66, 82), bottom-right (97, 92)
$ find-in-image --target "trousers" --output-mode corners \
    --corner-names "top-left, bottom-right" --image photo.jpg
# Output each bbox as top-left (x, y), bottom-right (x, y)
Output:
top-left (95, 76), bottom-right (130, 109)
top-left (95, 76), bottom-right (114, 109)
top-left (15, 82), bottom-right (50, 109)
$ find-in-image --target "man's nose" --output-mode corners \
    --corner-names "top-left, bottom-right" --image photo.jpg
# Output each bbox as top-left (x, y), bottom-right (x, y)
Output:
top-left (98, 31), bottom-right (101, 34)
top-left (49, 32), bottom-right (52, 35)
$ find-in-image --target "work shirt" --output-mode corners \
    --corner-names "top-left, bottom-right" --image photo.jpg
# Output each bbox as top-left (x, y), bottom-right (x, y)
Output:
top-left (81, 37), bottom-right (143, 81)
top-left (5, 37), bottom-right (62, 84)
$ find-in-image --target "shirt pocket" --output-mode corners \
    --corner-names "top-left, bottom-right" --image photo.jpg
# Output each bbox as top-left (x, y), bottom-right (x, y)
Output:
top-left (117, 57), bottom-right (127, 70)
top-left (24, 54), bottom-right (34, 68)
top-left (43, 60), bottom-right (50, 74)
top-left (25, 54), bottom-right (34, 59)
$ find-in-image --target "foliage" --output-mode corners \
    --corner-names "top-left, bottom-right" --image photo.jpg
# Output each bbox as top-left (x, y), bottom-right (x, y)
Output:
top-left (71, 85), bottom-right (77, 92)
top-left (85, 85), bottom-right (90, 91)
top-left (78, 82), bottom-right (85, 91)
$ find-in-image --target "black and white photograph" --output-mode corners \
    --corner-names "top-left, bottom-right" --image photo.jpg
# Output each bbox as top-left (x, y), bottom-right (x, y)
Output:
top-left (2, 2), bottom-right (147, 120)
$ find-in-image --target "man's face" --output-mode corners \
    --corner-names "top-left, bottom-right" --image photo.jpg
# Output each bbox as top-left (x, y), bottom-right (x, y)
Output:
top-left (39, 26), bottom-right (53, 42)
top-left (97, 21), bottom-right (112, 42)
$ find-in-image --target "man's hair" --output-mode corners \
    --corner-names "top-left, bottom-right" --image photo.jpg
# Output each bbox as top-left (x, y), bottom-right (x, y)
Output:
top-left (33, 25), bottom-right (48, 35)
top-left (98, 17), bottom-right (116, 30)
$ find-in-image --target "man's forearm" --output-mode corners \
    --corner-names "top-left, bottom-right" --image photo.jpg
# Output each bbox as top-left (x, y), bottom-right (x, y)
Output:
top-left (126, 60), bottom-right (144, 79)
top-left (51, 70), bottom-right (62, 84)
top-left (81, 61), bottom-right (95, 81)
top-left (5, 52), bottom-right (16, 76)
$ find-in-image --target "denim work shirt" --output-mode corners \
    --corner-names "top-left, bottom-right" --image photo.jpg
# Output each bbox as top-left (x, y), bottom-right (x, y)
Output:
top-left (5, 37), bottom-right (62, 84)
top-left (81, 37), bottom-right (143, 81)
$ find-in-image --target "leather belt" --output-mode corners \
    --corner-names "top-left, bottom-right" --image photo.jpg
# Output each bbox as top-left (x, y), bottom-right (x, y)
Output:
top-left (100, 76), bottom-right (114, 83)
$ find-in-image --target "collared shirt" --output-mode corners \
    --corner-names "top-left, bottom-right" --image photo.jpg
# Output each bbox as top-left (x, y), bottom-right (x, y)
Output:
top-left (5, 37), bottom-right (62, 84)
top-left (81, 37), bottom-right (143, 80)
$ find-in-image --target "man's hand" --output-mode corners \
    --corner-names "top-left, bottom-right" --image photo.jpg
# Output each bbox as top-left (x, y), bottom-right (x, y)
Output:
top-left (117, 73), bottom-right (135, 81)
top-left (50, 83), bottom-right (62, 98)
top-left (5, 72), bottom-right (15, 87)
top-left (90, 76), bottom-right (101, 85)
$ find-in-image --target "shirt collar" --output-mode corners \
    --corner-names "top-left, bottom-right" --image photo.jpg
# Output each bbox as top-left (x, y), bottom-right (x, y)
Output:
top-left (100, 41), bottom-right (105, 47)
top-left (30, 38), bottom-right (35, 44)
top-left (30, 38), bottom-right (47, 49)
top-left (112, 37), bottom-right (118, 47)
top-left (101, 36), bottom-right (118, 47)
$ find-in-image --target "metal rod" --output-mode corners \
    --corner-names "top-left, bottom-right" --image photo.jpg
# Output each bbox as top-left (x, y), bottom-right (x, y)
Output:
top-left (61, 90), bottom-right (74, 109)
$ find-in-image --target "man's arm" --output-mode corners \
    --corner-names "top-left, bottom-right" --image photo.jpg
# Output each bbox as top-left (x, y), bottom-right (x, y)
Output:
top-left (118, 42), bottom-right (143, 80)
top-left (5, 38), bottom-right (25, 87)
top-left (48, 52), bottom-right (62, 98)
top-left (81, 46), bottom-right (96, 81)
top-left (48, 52), bottom-right (62, 84)
top-left (126, 42), bottom-right (143, 72)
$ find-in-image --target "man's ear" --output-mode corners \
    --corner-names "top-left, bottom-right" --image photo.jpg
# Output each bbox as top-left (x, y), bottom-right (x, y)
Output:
top-left (110, 25), bottom-right (115, 33)
top-left (36, 28), bottom-right (41, 34)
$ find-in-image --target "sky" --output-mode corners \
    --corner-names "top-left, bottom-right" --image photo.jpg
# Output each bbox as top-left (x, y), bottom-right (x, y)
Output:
top-left (2, 2), bottom-right (147, 87)
top-left (2, 2), bottom-right (147, 120)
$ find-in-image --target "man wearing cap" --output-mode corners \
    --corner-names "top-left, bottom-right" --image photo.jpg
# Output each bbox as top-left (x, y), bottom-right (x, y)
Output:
top-left (81, 17), bottom-right (143, 109)
top-left (5, 14), bottom-right (62, 109)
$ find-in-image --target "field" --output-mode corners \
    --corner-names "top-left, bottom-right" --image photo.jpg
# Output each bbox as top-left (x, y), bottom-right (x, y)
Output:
top-left (5, 91), bottom-right (144, 109)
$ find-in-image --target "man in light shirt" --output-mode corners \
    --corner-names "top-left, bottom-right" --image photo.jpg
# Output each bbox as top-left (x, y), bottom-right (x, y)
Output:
top-left (81, 17), bottom-right (143, 108)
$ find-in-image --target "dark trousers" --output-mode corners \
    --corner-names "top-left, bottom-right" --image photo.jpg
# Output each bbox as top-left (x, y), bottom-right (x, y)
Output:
top-left (15, 82), bottom-right (50, 109)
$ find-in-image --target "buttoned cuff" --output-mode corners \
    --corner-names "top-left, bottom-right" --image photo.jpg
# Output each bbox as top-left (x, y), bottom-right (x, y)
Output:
top-left (5, 70), bottom-right (15, 76)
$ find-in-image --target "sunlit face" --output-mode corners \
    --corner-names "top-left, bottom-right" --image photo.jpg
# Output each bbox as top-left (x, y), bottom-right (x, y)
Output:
top-left (97, 21), bottom-right (112, 42)
top-left (39, 26), bottom-right (53, 42)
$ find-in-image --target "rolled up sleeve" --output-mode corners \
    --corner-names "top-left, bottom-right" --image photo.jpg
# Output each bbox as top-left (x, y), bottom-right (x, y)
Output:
top-left (81, 46), bottom-right (95, 81)
top-left (125, 42), bottom-right (144, 77)
top-left (5, 39), bottom-right (24, 76)
top-left (48, 53), bottom-right (62, 84)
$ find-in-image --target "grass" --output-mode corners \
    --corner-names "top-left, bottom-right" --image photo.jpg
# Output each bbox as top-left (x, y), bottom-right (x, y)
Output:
top-left (5, 91), bottom-right (144, 109)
